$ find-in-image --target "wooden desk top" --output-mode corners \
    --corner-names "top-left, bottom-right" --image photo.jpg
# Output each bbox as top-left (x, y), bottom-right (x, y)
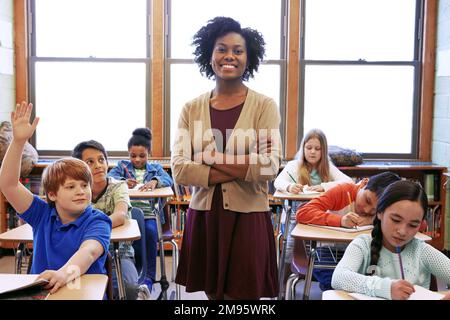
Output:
top-left (291, 223), bottom-right (432, 243)
top-left (0, 274), bottom-right (107, 300)
top-left (0, 219), bottom-right (140, 243)
top-left (322, 289), bottom-right (449, 300)
top-left (128, 186), bottom-right (174, 199)
top-left (272, 190), bottom-right (322, 201)
top-left (47, 274), bottom-right (108, 300)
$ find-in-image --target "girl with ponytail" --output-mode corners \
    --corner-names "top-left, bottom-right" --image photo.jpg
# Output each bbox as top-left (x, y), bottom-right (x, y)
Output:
top-left (332, 180), bottom-right (450, 300)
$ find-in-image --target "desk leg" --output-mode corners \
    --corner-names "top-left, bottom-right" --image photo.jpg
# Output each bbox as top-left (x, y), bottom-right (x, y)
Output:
top-left (155, 208), bottom-right (168, 300)
top-left (15, 242), bottom-right (25, 274)
top-left (303, 241), bottom-right (317, 300)
top-left (277, 200), bottom-right (292, 300)
top-left (113, 244), bottom-right (126, 300)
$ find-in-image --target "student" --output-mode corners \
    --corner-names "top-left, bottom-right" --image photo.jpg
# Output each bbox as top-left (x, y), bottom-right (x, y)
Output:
top-left (72, 140), bottom-right (150, 300)
top-left (108, 127), bottom-right (173, 290)
top-left (171, 17), bottom-right (282, 299)
top-left (331, 180), bottom-right (450, 300)
top-left (296, 171), bottom-right (401, 290)
top-left (0, 102), bottom-right (111, 294)
top-left (274, 128), bottom-right (352, 278)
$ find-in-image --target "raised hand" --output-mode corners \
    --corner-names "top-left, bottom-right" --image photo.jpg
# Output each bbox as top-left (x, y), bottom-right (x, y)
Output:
top-left (11, 101), bottom-right (39, 143)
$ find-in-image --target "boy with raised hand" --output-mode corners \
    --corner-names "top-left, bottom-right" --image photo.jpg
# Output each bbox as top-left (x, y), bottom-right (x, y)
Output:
top-left (0, 102), bottom-right (111, 294)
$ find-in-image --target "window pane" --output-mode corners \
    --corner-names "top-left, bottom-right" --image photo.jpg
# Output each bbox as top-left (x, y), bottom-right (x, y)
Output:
top-left (305, 0), bottom-right (417, 61)
top-left (35, 0), bottom-right (147, 58)
top-left (170, 0), bottom-right (282, 59)
top-left (170, 63), bottom-right (281, 149)
top-left (303, 65), bottom-right (414, 154)
top-left (35, 61), bottom-right (146, 151)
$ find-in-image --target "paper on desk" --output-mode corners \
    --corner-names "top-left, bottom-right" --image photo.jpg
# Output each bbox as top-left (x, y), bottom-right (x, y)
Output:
top-left (308, 224), bottom-right (374, 233)
top-left (349, 285), bottom-right (444, 300)
top-left (302, 185), bottom-right (321, 195)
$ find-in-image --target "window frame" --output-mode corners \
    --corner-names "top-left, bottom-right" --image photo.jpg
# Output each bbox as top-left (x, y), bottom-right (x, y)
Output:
top-left (163, 0), bottom-right (288, 156)
top-left (27, 0), bottom-right (152, 157)
top-left (298, 0), bottom-right (425, 159)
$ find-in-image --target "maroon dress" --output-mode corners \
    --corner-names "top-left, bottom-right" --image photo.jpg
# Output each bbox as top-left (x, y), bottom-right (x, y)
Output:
top-left (175, 103), bottom-right (279, 299)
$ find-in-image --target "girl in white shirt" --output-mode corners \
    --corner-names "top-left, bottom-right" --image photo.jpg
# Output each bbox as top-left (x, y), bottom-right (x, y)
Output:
top-left (274, 128), bottom-right (352, 286)
top-left (332, 180), bottom-right (450, 300)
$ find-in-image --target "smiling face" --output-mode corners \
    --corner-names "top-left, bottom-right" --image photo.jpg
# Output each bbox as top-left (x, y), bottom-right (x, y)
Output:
top-left (378, 199), bottom-right (424, 252)
top-left (129, 145), bottom-right (149, 169)
top-left (210, 32), bottom-right (247, 81)
top-left (81, 148), bottom-right (108, 186)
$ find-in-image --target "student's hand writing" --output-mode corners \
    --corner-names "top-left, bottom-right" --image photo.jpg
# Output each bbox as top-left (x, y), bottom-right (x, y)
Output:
top-left (306, 185), bottom-right (324, 192)
top-left (441, 292), bottom-right (450, 300)
top-left (139, 180), bottom-right (157, 191)
top-left (287, 183), bottom-right (303, 194)
top-left (126, 178), bottom-right (138, 189)
top-left (38, 269), bottom-right (71, 294)
top-left (391, 280), bottom-right (415, 300)
top-left (11, 102), bottom-right (40, 144)
top-left (341, 212), bottom-right (361, 228)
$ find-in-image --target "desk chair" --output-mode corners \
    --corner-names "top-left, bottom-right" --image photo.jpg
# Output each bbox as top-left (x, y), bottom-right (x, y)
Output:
top-left (150, 199), bottom-right (180, 300)
top-left (285, 238), bottom-right (343, 300)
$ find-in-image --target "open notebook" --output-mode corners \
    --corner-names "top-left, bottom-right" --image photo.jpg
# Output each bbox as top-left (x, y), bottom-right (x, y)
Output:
top-left (308, 224), bottom-right (374, 233)
top-left (302, 185), bottom-right (321, 195)
top-left (0, 274), bottom-right (49, 300)
top-left (349, 285), bottom-right (445, 300)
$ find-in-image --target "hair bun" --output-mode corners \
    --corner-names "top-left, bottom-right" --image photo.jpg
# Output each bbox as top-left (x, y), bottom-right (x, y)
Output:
top-left (132, 128), bottom-right (152, 140)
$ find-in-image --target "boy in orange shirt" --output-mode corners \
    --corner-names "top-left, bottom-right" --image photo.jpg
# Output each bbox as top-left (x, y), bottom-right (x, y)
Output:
top-left (297, 171), bottom-right (401, 227)
top-left (295, 171), bottom-right (401, 291)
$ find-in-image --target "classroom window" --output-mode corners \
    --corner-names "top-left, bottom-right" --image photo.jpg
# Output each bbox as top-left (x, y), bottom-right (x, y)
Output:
top-left (165, 0), bottom-right (287, 153)
top-left (29, 0), bottom-right (151, 154)
top-left (300, 0), bottom-right (423, 158)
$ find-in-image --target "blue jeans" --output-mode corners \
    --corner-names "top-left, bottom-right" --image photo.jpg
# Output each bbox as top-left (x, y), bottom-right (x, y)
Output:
top-left (111, 256), bottom-right (139, 300)
top-left (144, 219), bottom-right (158, 281)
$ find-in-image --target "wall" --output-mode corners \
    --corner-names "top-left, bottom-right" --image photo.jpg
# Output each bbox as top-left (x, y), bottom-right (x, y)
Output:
top-left (0, 0), bottom-right (14, 121)
top-left (432, 0), bottom-right (450, 250)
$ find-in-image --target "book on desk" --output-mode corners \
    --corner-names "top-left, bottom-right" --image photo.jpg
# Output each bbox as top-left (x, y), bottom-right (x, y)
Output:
top-left (0, 274), bottom-right (49, 300)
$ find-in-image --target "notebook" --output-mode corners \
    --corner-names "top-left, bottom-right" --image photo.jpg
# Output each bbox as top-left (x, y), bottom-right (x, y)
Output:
top-left (308, 224), bottom-right (374, 233)
top-left (349, 285), bottom-right (445, 300)
top-left (0, 274), bottom-right (49, 299)
top-left (302, 185), bottom-right (321, 195)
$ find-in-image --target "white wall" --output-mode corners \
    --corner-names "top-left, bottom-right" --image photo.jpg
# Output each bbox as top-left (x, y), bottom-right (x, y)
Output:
top-left (432, 0), bottom-right (450, 250)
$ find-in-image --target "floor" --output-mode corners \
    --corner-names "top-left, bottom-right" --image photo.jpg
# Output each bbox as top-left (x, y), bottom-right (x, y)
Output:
top-left (0, 249), bottom-right (323, 300)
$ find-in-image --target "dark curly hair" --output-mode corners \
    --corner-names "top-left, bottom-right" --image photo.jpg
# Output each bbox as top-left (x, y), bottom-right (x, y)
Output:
top-left (128, 127), bottom-right (152, 151)
top-left (192, 16), bottom-right (265, 81)
top-left (369, 180), bottom-right (428, 270)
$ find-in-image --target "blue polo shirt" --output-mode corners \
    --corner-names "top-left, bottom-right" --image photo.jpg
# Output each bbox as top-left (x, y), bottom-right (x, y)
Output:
top-left (19, 195), bottom-right (112, 275)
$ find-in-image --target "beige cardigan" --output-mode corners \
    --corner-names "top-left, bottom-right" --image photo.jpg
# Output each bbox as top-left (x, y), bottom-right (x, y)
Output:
top-left (171, 88), bottom-right (282, 212)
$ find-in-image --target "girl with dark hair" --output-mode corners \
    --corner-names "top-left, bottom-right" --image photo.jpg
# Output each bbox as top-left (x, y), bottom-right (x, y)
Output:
top-left (108, 128), bottom-right (173, 291)
top-left (171, 16), bottom-right (282, 299)
top-left (332, 180), bottom-right (450, 300)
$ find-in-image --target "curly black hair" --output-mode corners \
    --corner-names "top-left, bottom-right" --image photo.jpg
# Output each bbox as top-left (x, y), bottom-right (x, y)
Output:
top-left (192, 16), bottom-right (265, 81)
top-left (128, 127), bottom-right (152, 151)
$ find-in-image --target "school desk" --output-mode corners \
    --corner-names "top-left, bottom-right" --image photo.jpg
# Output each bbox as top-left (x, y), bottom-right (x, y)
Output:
top-left (0, 219), bottom-right (140, 300)
top-left (272, 190), bottom-right (322, 300)
top-left (128, 186), bottom-right (180, 300)
top-left (289, 223), bottom-right (432, 300)
top-left (0, 273), bottom-right (108, 300)
top-left (322, 289), bottom-right (449, 300)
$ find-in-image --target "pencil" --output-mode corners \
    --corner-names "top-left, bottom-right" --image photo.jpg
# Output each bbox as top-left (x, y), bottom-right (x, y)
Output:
top-left (396, 246), bottom-right (405, 280)
top-left (122, 163), bottom-right (132, 179)
top-left (347, 191), bottom-right (357, 229)
top-left (287, 171), bottom-right (297, 184)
